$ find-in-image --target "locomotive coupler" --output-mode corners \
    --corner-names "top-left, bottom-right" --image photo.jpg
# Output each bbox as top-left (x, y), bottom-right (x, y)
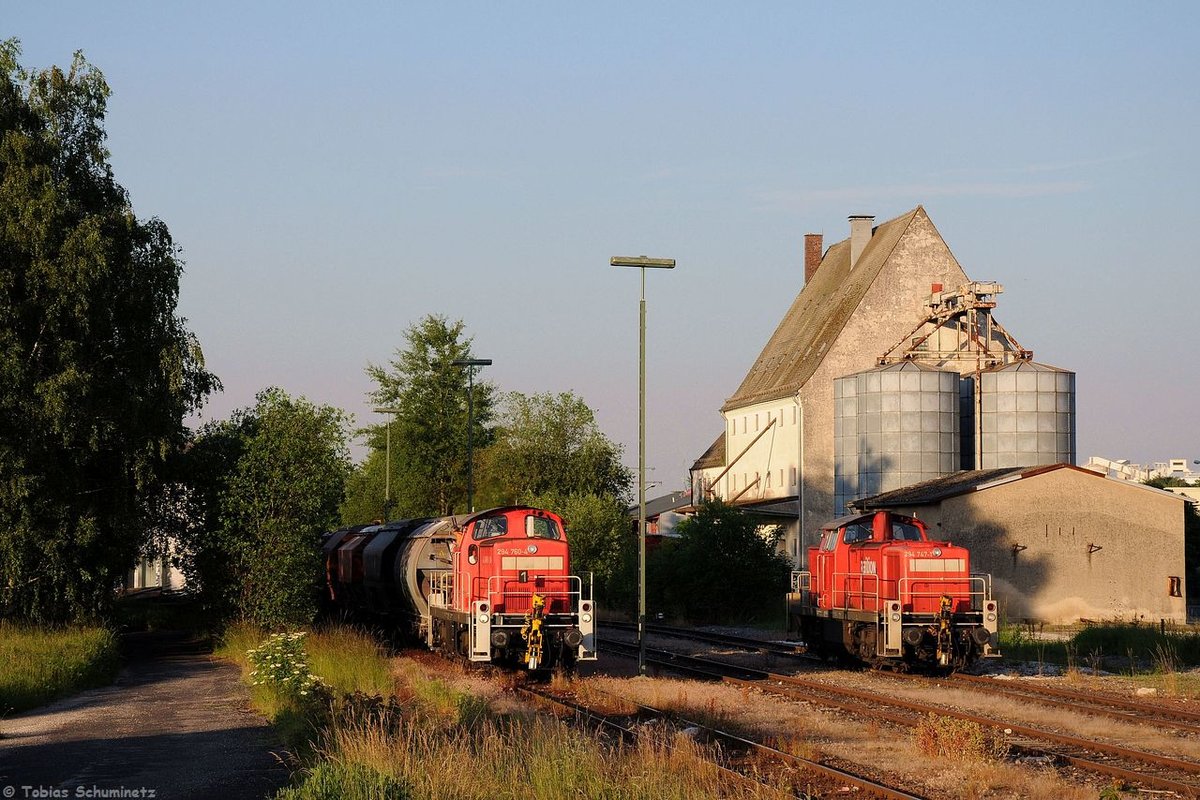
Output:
top-left (936, 594), bottom-right (954, 667)
top-left (521, 593), bottom-right (546, 670)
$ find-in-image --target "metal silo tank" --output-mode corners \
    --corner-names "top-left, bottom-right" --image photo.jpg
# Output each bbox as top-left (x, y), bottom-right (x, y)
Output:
top-left (834, 361), bottom-right (960, 513)
top-left (978, 360), bottom-right (1075, 468)
top-left (833, 373), bottom-right (859, 515)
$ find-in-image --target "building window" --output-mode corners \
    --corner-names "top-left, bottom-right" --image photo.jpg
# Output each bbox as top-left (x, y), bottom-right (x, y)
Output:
top-left (792, 406), bottom-right (797, 424)
top-left (1170, 576), bottom-right (1182, 597)
top-left (755, 414), bottom-right (759, 432)
top-left (790, 466), bottom-right (796, 486)
top-left (765, 471), bottom-right (772, 488)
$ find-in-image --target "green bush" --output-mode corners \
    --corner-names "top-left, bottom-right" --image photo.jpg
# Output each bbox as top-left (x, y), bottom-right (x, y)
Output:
top-left (648, 501), bottom-right (792, 624)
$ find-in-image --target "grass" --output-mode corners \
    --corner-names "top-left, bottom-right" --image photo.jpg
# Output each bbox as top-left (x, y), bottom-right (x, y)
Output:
top-left (1001, 622), bottom-right (1200, 672)
top-left (289, 695), bottom-right (783, 800)
top-left (217, 622), bottom-right (397, 752)
top-left (224, 624), bottom-right (787, 799)
top-left (913, 713), bottom-right (1009, 762)
top-left (0, 622), bottom-right (120, 715)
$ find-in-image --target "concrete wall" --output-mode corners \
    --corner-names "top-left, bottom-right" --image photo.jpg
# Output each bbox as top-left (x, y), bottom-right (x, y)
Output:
top-left (697, 209), bottom-right (971, 563)
top-left (884, 469), bottom-right (1187, 623)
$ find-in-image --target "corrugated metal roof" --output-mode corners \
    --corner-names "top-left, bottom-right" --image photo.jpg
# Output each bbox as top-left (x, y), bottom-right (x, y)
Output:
top-left (721, 206), bottom-right (924, 412)
top-left (851, 463), bottom-right (1189, 509)
top-left (851, 467), bottom-right (1027, 508)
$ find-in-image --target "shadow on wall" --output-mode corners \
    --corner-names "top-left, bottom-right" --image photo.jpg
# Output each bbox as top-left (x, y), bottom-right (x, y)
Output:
top-left (925, 514), bottom-right (1053, 626)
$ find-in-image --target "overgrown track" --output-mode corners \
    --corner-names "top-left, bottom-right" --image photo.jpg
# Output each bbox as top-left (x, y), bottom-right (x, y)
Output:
top-left (601, 637), bottom-right (1200, 796)
top-left (518, 682), bottom-right (928, 799)
top-left (606, 619), bottom-right (1200, 735)
top-left (942, 671), bottom-right (1200, 734)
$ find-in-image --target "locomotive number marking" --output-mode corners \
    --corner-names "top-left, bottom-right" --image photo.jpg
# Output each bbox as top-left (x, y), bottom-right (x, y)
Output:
top-left (860, 558), bottom-right (877, 575)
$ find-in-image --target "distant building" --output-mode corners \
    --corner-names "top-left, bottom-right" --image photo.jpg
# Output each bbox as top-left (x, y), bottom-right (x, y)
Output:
top-left (1086, 456), bottom-right (1200, 485)
top-left (851, 464), bottom-right (1188, 624)
top-left (690, 206), bottom-right (1073, 563)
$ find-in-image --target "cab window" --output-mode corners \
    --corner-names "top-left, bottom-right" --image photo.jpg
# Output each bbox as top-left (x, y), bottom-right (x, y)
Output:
top-left (473, 516), bottom-right (508, 540)
top-left (843, 523), bottom-right (872, 545)
top-left (525, 515), bottom-right (561, 540)
top-left (891, 521), bottom-right (924, 541)
top-left (820, 530), bottom-right (838, 551)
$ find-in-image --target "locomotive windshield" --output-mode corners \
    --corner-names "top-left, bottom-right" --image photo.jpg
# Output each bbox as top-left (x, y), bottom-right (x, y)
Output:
top-left (891, 520), bottom-right (924, 541)
top-left (843, 522), bottom-right (872, 544)
top-left (473, 516), bottom-right (508, 539)
top-left (525, 515), bottom-right (562, 539)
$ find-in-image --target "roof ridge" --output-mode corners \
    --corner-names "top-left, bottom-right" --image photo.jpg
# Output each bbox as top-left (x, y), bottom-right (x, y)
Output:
top-left (720, 206), bottom-right (924, 411)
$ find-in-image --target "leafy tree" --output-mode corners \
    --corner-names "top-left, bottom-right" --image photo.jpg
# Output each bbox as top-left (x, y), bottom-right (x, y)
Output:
top-left (648, 501), bottom-right (792, 624)
top-left (343, 315), bottom-right (493, 521)
top-left (185, 389), bottom-right (350, 628)
top-left (526, 491), bottom-right (635, 610)
top-left (0, 42), bottom-right (216, 621)
top-left (479, 391), bottom-right (632, 506)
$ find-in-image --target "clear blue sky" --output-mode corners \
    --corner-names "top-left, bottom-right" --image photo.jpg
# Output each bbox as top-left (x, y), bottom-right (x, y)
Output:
top-left (8, 3), bottom-right (1199, 488)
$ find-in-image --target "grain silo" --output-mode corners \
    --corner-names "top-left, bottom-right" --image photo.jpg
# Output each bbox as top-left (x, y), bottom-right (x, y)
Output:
top-left (976, 360), bottom-right (1075, 468)
top-left (835, 361), bottom-right (960, 514)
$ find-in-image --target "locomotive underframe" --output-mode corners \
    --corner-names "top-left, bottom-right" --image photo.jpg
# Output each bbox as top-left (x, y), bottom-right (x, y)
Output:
top-left (789, 598), bottom-right (999, 670)
top-left (428, 604), bottom-right (593, 671)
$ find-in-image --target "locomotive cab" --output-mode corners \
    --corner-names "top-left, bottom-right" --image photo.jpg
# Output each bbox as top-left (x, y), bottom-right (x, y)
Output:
top-left (790, 510), bottom-right (999, 671)
top-left (433, 506), bottom-right (596, 671)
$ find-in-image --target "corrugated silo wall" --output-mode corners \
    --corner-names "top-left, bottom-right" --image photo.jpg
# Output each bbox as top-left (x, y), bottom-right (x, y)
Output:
top-left (835, 362), bottom-right (960, 514)
top-left (978, 362), bottom-right (1076, 468)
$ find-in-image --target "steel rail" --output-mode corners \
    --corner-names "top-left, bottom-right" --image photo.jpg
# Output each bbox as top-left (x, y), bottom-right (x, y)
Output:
top-left (766, 672), bottom-right (1200, 778)
top-left (520, 684), bottom-right (928, 800)
top-left (600, 620), bottom-right (807, 657)
top-left (605, 637), bottom-right (1200, 795)
top-left (516, 685), bottom-right (793, 799)
top-left (868, 670), bottom-right (1200, 736)
top-left (733, 676), bottom-right (1200, 797)
top-left (949, 671), bottom-right (1200, 726)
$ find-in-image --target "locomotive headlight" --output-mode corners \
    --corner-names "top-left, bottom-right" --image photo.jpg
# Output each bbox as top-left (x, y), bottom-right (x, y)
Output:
top-left (891, 613), bottom-right (901, 622)
top-left (477, 612), bottom-right (490, 624)
top-left (986, 612), bottom-right (996, 622)
top-left (932, 548), bottom-right (942, 557)
top-left (581, 613), bottom-right (592, 623)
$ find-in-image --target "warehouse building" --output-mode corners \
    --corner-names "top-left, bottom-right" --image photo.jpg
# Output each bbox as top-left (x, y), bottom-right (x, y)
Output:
top-left (690, 206), bottom-right (1073, 560)
top-left (849, 464), bottom-right (1188, 624)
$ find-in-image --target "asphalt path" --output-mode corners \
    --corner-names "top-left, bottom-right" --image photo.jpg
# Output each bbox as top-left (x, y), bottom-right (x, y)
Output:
top-left (0, 633), bottom-right (288, 800)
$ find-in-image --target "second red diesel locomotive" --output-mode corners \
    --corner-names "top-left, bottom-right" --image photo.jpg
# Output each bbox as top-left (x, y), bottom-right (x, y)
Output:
top-left (788, 510), bottom-right (999, 671)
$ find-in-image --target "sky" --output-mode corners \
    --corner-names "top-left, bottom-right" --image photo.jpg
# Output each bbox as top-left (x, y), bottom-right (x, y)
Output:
top-left (7, 3), bottom-right (1199, 490)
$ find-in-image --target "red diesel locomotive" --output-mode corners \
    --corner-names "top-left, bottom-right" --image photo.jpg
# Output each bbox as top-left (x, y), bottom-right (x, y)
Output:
top-left (788, 510), bottom-right (999, 671)
top-left (323, 506), bottom-right (596, 672)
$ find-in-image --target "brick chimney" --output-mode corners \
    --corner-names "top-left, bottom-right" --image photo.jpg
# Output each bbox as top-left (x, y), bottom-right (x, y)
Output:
top-left (849, 214), bottom-right (875, 269)
top-left (804, 233), bottom-right (823, 284)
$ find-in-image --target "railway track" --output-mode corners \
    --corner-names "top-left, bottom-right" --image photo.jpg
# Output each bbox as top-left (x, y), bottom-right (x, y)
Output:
top-left (881, 669), bottom-right (1200, 736)
top-left (600, 636), bottom-right (1200, 796)
top-left (604, 619), bottom-right (1200, 736)
top-left (517, 682), bottom-right (929, 799)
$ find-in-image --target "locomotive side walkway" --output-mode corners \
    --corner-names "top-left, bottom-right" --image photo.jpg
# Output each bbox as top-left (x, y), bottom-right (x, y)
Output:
top-left (0, 632), bottom-right (288, 800)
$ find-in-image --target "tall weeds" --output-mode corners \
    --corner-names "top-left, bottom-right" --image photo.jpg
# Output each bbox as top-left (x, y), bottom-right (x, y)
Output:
top-left (0, 623), bottom-right (120, 714)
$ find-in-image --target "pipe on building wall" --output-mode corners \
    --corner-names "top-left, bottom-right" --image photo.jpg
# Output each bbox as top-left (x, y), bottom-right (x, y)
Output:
top-left (795, 391), bottom-right (806, 570)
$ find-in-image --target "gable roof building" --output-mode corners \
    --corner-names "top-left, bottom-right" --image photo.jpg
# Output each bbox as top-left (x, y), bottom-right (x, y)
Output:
top-left (690, 206), bottom-right (1050, 562)
top-left (848, 464), bottom-right (1188, 622)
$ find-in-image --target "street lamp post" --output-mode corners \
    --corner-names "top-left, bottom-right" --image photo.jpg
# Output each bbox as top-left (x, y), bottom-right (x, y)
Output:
top-left (372, 406), bottom-right (401, 520)
top-left (610, 255), bottom-right (675, 676)
top-left (451, 357), bottom-right (492, 513)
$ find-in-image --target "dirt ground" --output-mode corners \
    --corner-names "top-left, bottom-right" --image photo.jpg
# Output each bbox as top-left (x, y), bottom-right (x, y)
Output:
top-left (0, 632), bottom-right (288, 800)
